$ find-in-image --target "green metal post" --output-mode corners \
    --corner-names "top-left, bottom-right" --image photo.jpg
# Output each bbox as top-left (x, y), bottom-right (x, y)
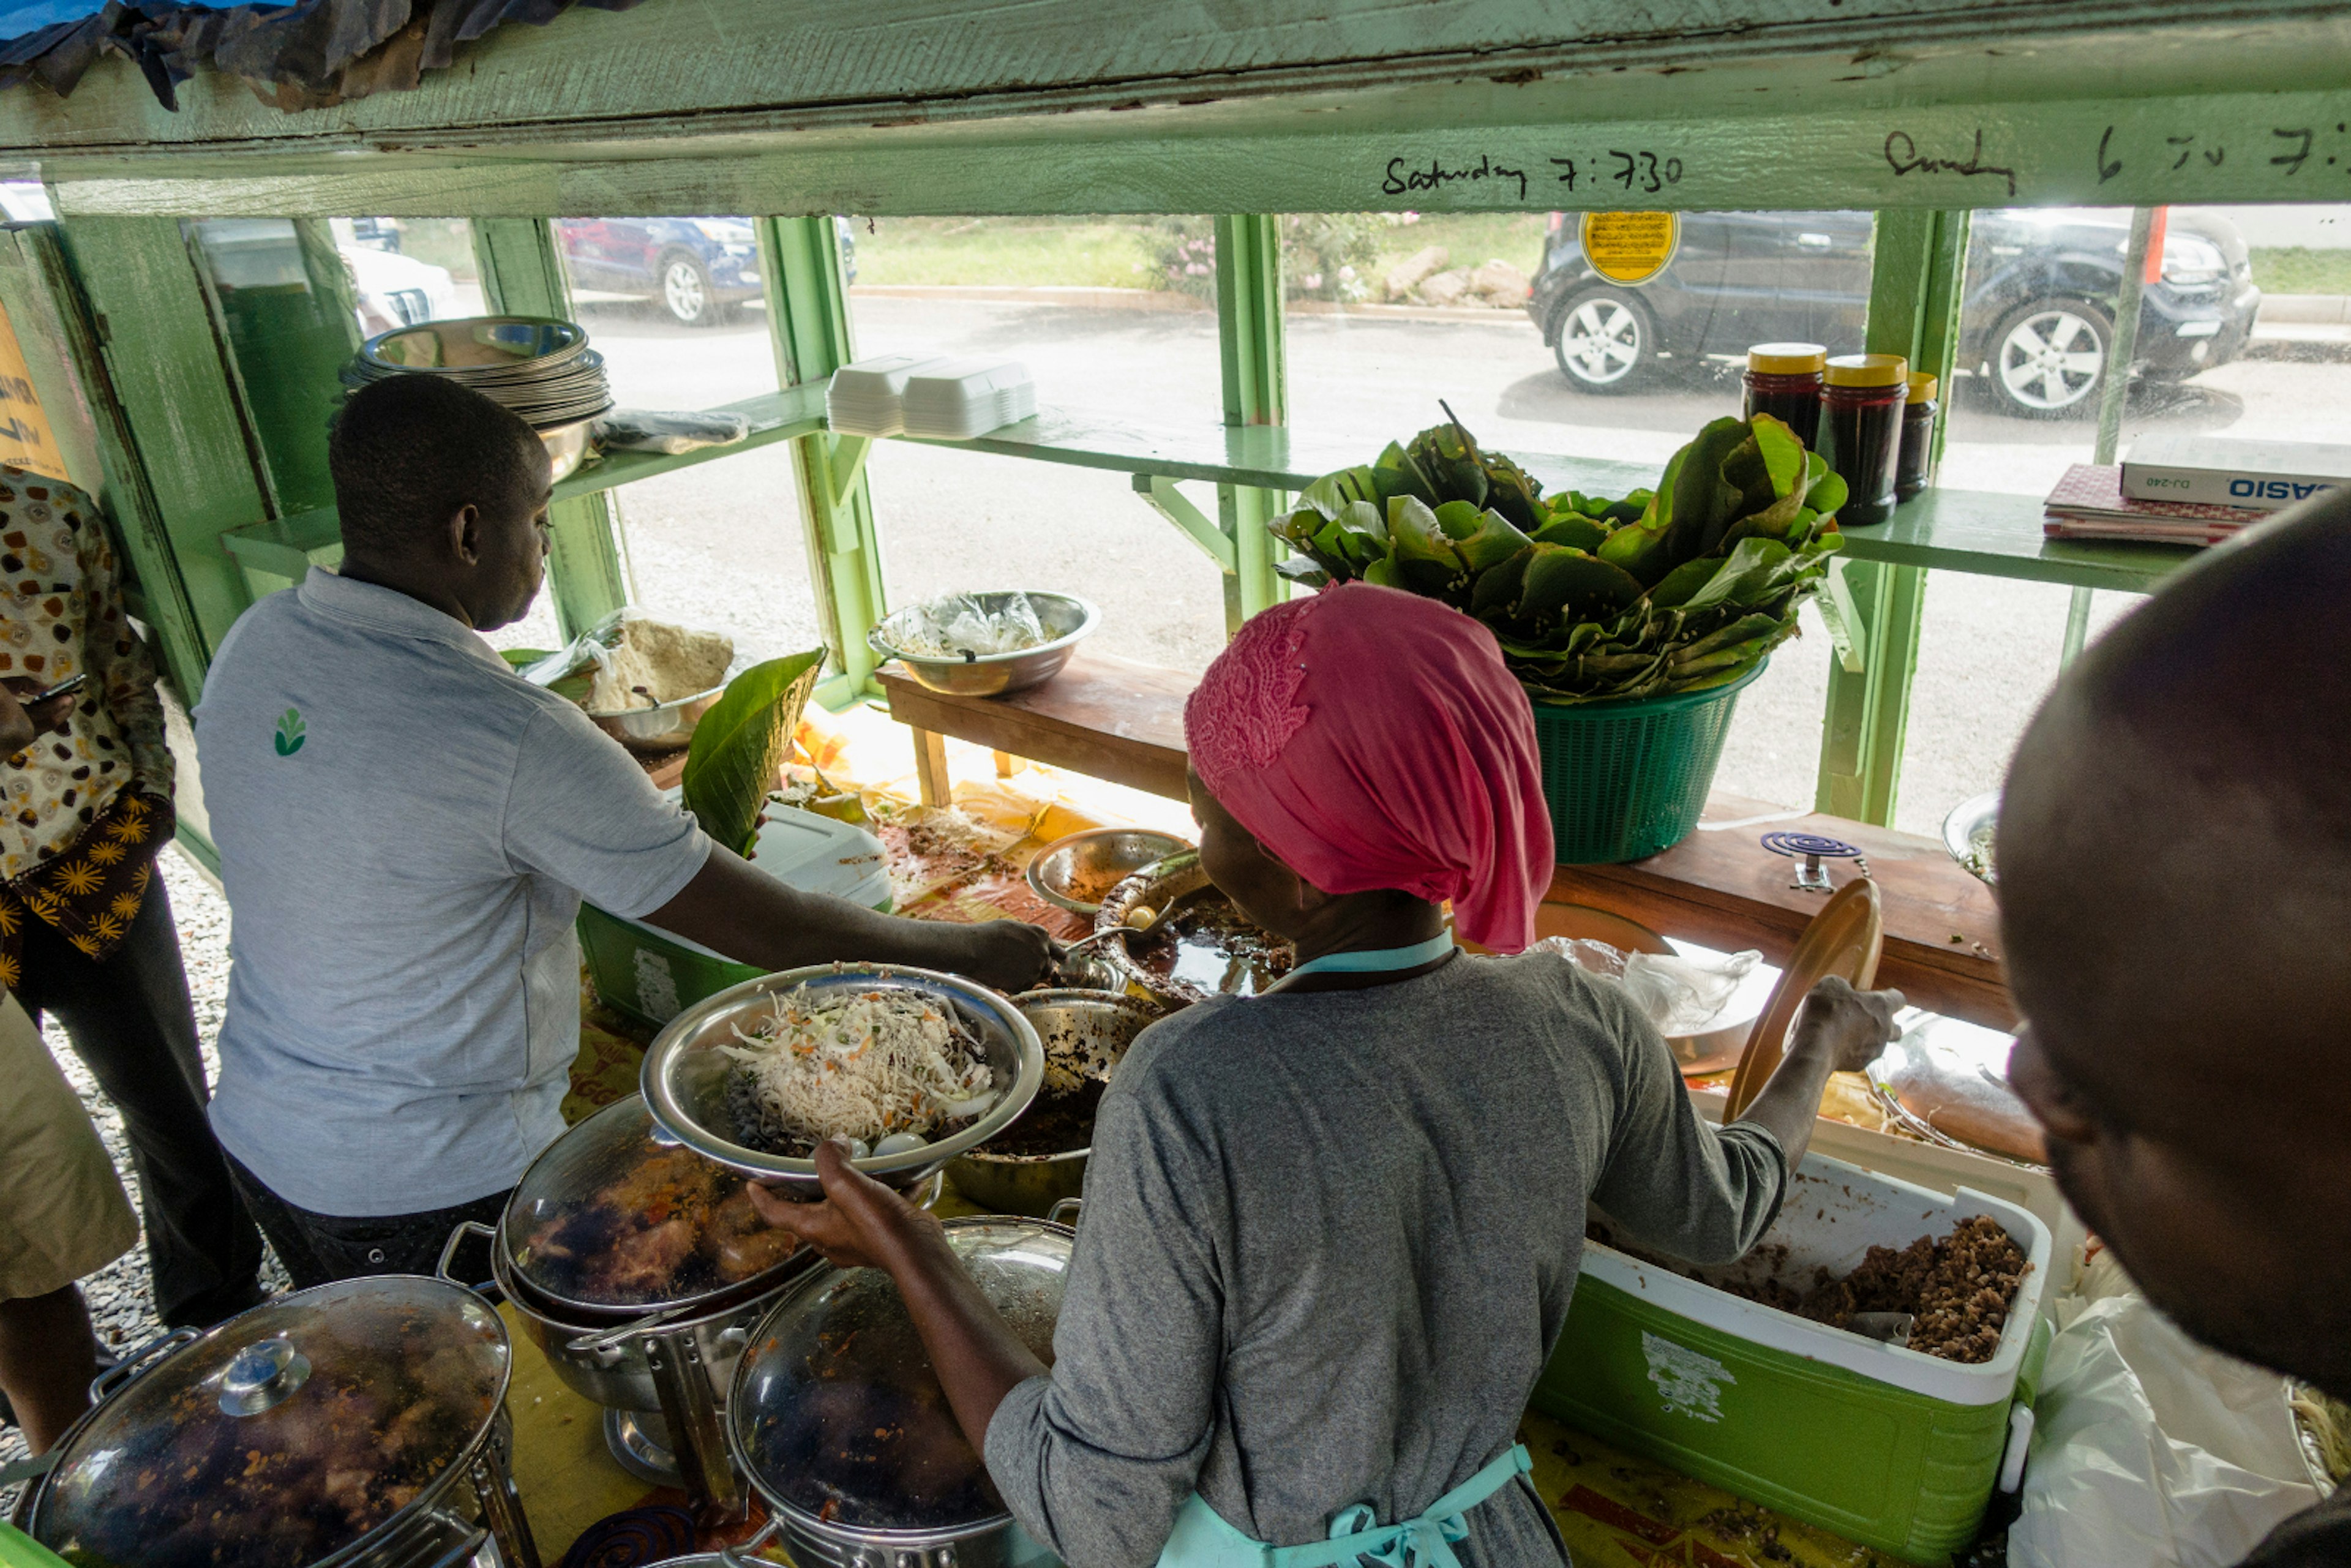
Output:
top-left (59, 216), bottom-right (274, 665)
top-left (759, 214), bottom-right (885, 705)
top-left (472, 219), bottom-right (630, 639)
top-left (1213, 214), bottom-right (1287, 636)
top-left (1811, 208), bottom-right (1964, 825)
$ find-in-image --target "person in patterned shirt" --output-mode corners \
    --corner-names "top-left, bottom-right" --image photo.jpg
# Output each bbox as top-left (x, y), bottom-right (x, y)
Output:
top-left (0, 467), bottom-right (262, 1330)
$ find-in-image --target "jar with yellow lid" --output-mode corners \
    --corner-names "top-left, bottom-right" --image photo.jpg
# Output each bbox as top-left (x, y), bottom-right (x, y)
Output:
top-left (1897, 370), bottom-right (1939, 502)
top-left (1820, 353), bottom-right (1908, 526)
top-left (1742, 342), bottom-right (1826, 448)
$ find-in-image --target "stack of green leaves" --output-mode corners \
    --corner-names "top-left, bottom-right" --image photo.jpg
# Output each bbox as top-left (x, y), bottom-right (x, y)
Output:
top-left (1270, 415), bottom-right (1846, 705)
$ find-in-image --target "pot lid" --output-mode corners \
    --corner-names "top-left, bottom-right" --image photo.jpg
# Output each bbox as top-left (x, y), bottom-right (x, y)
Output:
top-left (32, 1277), bottom-right (506, 1568)
top-left (731, 1218), bottom-right (1073, 1536)
top-left (504, 1094), bottom-right (804, 1315)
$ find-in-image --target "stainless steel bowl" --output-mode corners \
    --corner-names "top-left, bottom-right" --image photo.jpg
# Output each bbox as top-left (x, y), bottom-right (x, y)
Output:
top-left (868, 591), bottom-right (1098, 697)
top-left (641, 964), bottom-right (1044, 1198)
top-left (948, 989), bottom-right (1156, 1216)
top-left (1024, 828), bottom-right (1192, 915)
top-left (1942, 791), bottom-right (2000, 890)
top-left (585, 685), bottom-right (726, 753)
top-left (541, 417), bottom-right (593, 483)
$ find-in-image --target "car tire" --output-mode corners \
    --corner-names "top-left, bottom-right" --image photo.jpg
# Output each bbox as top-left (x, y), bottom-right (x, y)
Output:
top-left (1550, 287), bottom-right (1657, 393)
top-left (658, 252), bottom-right (722, 327)
top-left (1987, 298), bottom-right (2112, 419)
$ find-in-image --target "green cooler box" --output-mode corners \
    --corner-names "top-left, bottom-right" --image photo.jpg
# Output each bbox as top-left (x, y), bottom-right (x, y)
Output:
top-left (579, 803), bottom-right (893, 1029)
top-left (1533, 1154), bottom-right (2053, 1562)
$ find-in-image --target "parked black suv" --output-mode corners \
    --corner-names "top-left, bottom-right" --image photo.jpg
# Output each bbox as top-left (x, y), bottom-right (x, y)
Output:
top-left (1528, 209), bottom-right (2260, 418)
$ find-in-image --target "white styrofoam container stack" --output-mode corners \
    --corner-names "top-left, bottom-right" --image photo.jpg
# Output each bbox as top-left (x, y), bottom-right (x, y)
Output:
top-left (901, 358), bottom-right (1037, 439)
top-left (826, 352), bottom-right (948, 437)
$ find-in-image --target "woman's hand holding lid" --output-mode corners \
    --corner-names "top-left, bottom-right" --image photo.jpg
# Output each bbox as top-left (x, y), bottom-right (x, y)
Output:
top-left (746, 1138), bottom-right (943, 1270)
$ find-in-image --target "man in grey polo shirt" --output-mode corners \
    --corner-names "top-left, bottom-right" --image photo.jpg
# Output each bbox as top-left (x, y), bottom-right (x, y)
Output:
top-left (195, 375), bottom-right (1054, 1285)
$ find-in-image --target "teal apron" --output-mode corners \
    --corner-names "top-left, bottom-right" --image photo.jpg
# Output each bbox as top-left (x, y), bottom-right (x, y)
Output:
top-left (1155, 933), bottom-right (1532, 1568)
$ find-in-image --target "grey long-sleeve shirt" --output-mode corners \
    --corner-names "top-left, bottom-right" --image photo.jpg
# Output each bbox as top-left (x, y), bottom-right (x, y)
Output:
top-left (984, 951), bottom-right (1788, 1568)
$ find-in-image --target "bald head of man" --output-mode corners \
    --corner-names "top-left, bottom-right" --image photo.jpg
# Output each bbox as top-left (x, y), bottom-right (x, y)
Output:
top-left (2002, 488), bottom-right (2351, 1400)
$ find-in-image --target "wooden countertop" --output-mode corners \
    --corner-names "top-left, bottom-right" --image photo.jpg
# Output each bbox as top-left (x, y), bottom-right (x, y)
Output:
top-left (877, 651), bottom-right (1191, 801)
top-left (1550, 794), bottom-right (2011, 1029)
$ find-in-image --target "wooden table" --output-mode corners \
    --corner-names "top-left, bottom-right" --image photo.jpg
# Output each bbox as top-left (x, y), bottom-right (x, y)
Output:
top-left (877, 651), bottom-right (1192, 805)
top-left (874, 656), bottom-right (2010, 1026)
top-left (1550, 794), bottom-right (2011, 1029)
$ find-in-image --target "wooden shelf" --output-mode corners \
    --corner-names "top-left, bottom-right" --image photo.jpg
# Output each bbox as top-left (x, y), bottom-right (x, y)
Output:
top-left (549, 386), bottom-right (826, 502)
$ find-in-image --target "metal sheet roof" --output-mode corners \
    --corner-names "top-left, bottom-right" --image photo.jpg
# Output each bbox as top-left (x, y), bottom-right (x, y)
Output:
top-left (0, 0), bottom-right (641, 109)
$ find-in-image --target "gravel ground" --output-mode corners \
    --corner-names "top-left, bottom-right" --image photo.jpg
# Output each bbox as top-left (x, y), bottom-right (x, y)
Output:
top-left (0, 844), bottom-right (266, 1506)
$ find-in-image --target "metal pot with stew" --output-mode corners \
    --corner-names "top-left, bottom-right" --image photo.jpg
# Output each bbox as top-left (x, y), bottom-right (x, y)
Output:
top-left (719, 1217), bottom-right (1074, 1568)
top-left (13, 1276), bottom-right (538, 1568)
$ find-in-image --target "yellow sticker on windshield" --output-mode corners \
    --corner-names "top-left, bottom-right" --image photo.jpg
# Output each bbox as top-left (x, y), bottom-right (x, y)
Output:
top-left (1579, 212), bottom-right (1680, 286)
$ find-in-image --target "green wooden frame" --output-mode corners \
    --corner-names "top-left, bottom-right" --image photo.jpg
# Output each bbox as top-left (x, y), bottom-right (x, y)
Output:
top-left (19, 0), bottom-right (2300, 831)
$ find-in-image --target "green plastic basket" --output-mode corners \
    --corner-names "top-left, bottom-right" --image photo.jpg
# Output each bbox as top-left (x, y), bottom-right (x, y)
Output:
top-left (1528, 662), bottom-right (1764, 865)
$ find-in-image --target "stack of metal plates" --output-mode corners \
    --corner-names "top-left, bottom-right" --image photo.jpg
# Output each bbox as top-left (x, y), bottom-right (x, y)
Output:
top-left (342, 315), bottom-right (614, 430)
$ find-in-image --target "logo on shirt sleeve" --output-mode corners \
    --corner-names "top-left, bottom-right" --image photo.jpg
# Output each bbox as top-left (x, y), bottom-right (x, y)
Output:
top-left (273, 707), bottom-right (306, 757)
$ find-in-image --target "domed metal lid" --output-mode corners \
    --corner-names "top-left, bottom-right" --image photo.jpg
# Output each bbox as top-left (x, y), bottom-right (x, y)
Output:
top-left (729, 1218), bottom-right (1073, 1537)
top-left (502, 1093), bottom-right (804, 1317)
top-left (32, 1276), bottom-right (506, 1568)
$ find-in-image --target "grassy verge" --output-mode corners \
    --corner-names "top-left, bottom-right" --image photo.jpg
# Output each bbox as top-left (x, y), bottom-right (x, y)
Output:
top-left (2249, 247), bottom-right (2351, 295)
top-left (850, 216), bottom-right (1163, 288)
top-left (1363, 212), bottom-right (1549, 285)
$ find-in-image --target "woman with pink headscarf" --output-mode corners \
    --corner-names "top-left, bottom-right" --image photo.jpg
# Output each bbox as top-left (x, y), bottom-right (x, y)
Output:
top-left (756, 583), bottom-right (1901, 1568)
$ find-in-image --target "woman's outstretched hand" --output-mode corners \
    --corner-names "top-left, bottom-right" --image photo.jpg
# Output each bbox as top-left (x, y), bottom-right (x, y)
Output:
top-left (746, 1138), bottom-right (942, 1270)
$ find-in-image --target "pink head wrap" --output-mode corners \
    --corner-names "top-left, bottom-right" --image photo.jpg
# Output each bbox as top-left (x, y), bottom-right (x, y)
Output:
top-left (1183, 582), bottom-right (1554, 952)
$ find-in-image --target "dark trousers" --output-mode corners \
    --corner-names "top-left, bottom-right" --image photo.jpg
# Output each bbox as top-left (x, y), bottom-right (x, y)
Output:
top-left (15, 879), bottom-right (264, 1328)
top-left (224, 1152), bottom-right (509, 1291)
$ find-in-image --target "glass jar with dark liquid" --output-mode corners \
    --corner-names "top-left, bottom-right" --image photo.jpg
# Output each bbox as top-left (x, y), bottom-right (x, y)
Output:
top-left (1897, 370), bottom-right (1939, 501)
top-left (1820, 353), bottom-right (1909, 527)
top-left (1741, 342), bottom-right (1826, 449)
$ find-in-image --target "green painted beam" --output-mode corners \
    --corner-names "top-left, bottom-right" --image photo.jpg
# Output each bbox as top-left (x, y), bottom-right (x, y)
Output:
top-left (471, 217), bottom-right (629, 640)
top-left (1213, 213), bottom-right (1287, 633)
top-left (42, 76), bottom-right (2351, 220)
top-left (0, 222), bottom-right (213, 701)
top-left (1813, 208), bottom-right (1966, 823)
top-left (58, 215), bottom-right (271, 662)
top-left (759, 213), bottom-right (885, 700)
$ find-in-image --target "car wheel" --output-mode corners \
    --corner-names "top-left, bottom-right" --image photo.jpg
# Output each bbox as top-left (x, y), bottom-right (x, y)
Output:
top-left (659, 252), bottom-right (721, 326)
top-left (1989, 298), bottom-right (2110, 418)
top-left (1551, 288), bottom-right (1656, 393)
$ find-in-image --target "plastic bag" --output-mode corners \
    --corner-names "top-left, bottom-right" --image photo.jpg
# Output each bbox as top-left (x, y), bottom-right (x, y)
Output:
top-left (591, 408), bottom-right (752, 455)
top-left (1537, 938), bottom-right (1760, 1035)
top-left (2009, 1250), bottom-right (2326, 1568)
top-left (894, 593), bottom-right (1051, 658)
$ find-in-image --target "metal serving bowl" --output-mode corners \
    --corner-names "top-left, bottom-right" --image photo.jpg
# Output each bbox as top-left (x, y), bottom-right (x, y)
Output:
top-left (1942, 790), bottom-right (2000, 890)
top-left (868, 591), bottom-right (1098, 697)
top-left (541, 416), bottom-right (593, 483)
top-left (642, 964), bottom-right (1044, 1198)
top-left (948, 989), bottom-right (1157, 1215)
top-left (585, 684), bottom-right (726, 753)
top-left (1024, 827), bottom-right (1192, 915)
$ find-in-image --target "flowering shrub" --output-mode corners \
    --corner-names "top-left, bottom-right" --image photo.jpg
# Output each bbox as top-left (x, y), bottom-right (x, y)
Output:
top-left (1146, 215), bottom-right (1389, 302)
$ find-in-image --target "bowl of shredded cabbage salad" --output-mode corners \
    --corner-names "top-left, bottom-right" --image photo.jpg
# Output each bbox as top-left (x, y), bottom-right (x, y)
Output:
top-left (642, 964), bottom-right (1044, 1195)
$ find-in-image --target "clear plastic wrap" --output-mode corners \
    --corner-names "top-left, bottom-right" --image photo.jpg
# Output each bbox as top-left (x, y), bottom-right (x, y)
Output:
top-left (1537, 937), bottom-right (1760, 1035)
top-left (893, 592), bottom-right (1051, 658)
top-left (591, 407), bottom-right (752, 455)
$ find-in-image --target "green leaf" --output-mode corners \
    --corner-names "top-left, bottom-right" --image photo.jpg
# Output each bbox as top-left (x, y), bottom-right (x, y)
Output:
top-left (1807, 465), bottom-right (1850, 522)
top-left (1448, 505), bottom-right (1536, 572)
top-left (1515, 544), bottom-right (1647, 628)
top-left (1469, 544), bottom-right (1534, 620)
top-left (680, 650), bottom-right (825, 856)
top-left (1532, 513), bottom-right (1607, 553)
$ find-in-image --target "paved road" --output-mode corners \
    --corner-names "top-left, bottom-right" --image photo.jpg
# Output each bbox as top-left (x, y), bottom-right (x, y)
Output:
top-left (550, 293), bottom-right (2334, 836)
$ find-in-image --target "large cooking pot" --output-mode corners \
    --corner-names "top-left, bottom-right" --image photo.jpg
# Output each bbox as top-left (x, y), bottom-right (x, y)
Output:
top-left (13, 1276), bottom-right (538, 1568)
top-left (1093, 851), bottom-right (1295, 1009)
top-left (720, 1217), bottom-right (1074, 1568)
top-left (441, 1093), bottom-right (825, 1516)
top-left (947, 990), bottom-right (1155, 1217)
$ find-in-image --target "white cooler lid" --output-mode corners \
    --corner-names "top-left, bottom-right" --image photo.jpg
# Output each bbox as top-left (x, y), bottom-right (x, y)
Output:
top-left (619, 798), bottom-right (891, 959)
